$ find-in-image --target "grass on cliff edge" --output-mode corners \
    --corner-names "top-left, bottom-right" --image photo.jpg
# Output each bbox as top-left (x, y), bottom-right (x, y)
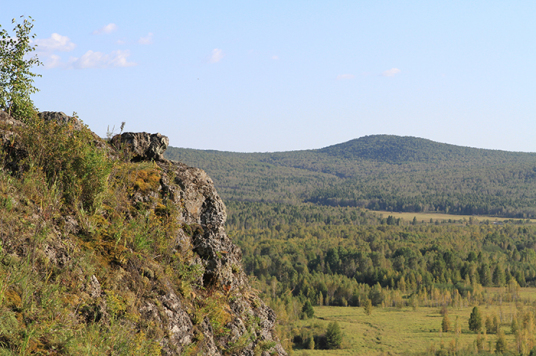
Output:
top-left (293, 287), bottom-right (536, 356)
top-left (0, 116), bottom-right (258, 355)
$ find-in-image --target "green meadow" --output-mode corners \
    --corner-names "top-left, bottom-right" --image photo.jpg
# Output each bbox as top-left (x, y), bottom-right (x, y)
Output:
top-left (373, 210), bottom-right (534, 225)
top-left (293, 288), bottom-right (536, 356)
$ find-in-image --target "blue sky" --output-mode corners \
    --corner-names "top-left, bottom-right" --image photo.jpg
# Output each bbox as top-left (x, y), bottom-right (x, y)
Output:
top-left (2, 1), bottom-right (536, 152)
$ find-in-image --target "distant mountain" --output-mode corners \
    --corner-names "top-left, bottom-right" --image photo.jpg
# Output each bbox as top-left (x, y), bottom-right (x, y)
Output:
top-left (317, 135), bottom-right (529, 163)
top-left (165, 135), bottom-right (536, 218)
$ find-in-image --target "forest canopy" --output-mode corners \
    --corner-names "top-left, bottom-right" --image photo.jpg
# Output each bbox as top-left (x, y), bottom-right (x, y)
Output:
top-left (165, 135), bottom-right (536, 218)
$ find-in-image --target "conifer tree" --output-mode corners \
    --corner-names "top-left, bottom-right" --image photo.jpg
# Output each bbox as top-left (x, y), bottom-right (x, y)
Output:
top-left (495, 329), bottom-right (507, 354)
top-left (363, 298), bottom-right (372, 316)
top-left (325, 321), bottom-right (343, 349)
top-left (442, 314), bottom-right (451, 333)
top-left (469, 307), bottom-right (482, 333)
top-left (301, 299), bottom-right (314, 319)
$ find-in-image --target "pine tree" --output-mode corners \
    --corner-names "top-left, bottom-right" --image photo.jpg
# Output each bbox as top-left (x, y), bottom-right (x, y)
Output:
top-left (363, 298), bottom-right (372, 316)
top-left (442, 314), bottom-right (451, 332)
top-left (469, 307), bottom-right (482, 333)
top-left (495, 329), bottom-right (507, 354)
top-left (302, 299), bottom-right (315, 319)
top-left (485, 315), bottom-right (493, 334)
top-left (325, 321), bottom-right (343, 349)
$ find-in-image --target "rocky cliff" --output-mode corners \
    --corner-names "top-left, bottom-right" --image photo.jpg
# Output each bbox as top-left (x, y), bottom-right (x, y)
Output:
top-left (0, 111), bottom-right (287, 355)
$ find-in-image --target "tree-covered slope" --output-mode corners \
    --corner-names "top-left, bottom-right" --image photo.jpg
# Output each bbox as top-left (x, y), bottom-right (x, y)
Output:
top-left (317, 134), bottom-right (534, 164)
top-left (165, 135), bottom-right (536, 218)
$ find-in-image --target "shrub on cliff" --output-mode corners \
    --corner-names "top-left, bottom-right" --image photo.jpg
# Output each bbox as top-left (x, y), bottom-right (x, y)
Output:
top-left (14, 112), bottom-right (112, 214)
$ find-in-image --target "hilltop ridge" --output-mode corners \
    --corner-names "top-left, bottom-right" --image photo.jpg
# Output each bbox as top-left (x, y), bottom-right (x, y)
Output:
top-left (316, 135), bottom-right (531, 163)
top-left (165, 135), bottom-right (536, 218)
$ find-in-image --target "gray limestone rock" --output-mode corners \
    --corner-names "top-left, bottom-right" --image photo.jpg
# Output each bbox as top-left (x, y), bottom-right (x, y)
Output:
top-left (38, 111), bottom-right (83, 130)
top-left (111, 132), bottom-right (169, 161)
top-left (153, 158), bottom-right (287, 355)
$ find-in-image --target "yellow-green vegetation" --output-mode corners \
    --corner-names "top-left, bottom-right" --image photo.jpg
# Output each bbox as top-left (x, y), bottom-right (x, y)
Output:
top-left (373, 210), bottom-right (534, 224)
top-left (0, 114), bottom-right (269, 354)
top-left (166, 135), bottom-right (536, 219)
top-left (225, 200), bottom-right (536, 354)
top-left (0, 117), bottom-right (167, 354)
top-left (291, 287), bottom-right (536, 355)
top-left (0, 15), bottom-right (42, 121)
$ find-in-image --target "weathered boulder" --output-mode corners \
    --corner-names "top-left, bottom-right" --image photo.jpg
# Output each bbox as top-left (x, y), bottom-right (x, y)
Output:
top-left (111, 132), bottom-right (169, 161)
top-left (38, 111), bottom-right (83, 130)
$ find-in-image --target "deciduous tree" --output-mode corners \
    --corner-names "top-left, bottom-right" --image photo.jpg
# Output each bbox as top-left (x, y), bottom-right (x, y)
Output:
top-left (0, 16), bottom-right (41, 121)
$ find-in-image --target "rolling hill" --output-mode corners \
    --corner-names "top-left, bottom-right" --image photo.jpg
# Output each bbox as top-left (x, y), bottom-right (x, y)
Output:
top-left (165, 135), bottom-right (536, 218)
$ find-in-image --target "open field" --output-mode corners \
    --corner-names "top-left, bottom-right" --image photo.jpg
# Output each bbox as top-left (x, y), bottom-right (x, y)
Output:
top-left (293, 288), bottom-right (536, 356)
top-left (373, 210), bottom-right (535, 224)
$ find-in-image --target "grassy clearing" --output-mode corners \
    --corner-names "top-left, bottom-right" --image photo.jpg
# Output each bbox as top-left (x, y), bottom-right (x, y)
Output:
top-left (293, 288), bottom-right (536, 356)
top-left (373, 210), bottom-right (534, 224)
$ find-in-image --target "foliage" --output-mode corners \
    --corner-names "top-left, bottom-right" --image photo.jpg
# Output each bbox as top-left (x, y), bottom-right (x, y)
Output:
top-left (0, 16), bottom-right (41, 121)
top-left (468, 307), bottom-right (482, 333)
top-left (442, 314), bottom-right (450, 333)
top-left (166, 135), bottom-right (536, 218)
top-left (21, 114), bottom-right (112, 213)
top-left (495, 329), bottom-right (507, 354)
top-left (363, 298), bottom-right (372, 316)
top-left (325, 321), bottom-right (342, 349)
top-left (301, 299), bottom-right (314, 319)
top-left (0, 112), bottom-right (264, 354)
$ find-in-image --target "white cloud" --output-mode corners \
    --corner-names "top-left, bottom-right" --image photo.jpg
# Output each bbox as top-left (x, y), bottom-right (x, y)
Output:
top-left (336, 74), bottom-right (355, 80)
top-left (45, 50), bottom-right (136, 69)
top-left (210, 48), bottom-right (224, 63)
top-left (72, 50), bottom-right (136, 68)
top-left (138, 33), bottom-right (154, 45)
top-left (34, 27), bottom-right (137, 69)
top-left (382, 68), bottom-right (401, 77)
top-left (34, 33), bottom-right (76, 52)
top-left (92, 23), bottom-right (118, 35)
top-left (43, 54), bottom-right (64, 69)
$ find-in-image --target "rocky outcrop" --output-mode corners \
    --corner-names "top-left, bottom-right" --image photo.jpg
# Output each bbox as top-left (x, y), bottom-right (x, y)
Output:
top-left (111, 132), bottom-right (169, 161)
top-left (38, 111), bottom-right (83, 130)
top-left (110, 131), bottom-right (287, 355)
top-left (0, 118), bottom-right (286, 355)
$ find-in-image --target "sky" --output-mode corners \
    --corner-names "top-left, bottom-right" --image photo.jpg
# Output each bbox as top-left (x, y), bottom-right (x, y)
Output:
top-left (2, 1), bottom-right (536, 153)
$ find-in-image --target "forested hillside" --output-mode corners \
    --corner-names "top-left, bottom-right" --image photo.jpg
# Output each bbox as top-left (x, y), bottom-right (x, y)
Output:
top-left (165, 135), bottom-right (536, 218)
top-left (166, 136), bottom-right (536, 353)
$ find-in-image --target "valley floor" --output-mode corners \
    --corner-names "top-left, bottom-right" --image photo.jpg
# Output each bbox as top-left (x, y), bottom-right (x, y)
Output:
top-left (293, 288), bottom-right (536, 356)
top-left (373, 210), bottom-right (535, 224)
